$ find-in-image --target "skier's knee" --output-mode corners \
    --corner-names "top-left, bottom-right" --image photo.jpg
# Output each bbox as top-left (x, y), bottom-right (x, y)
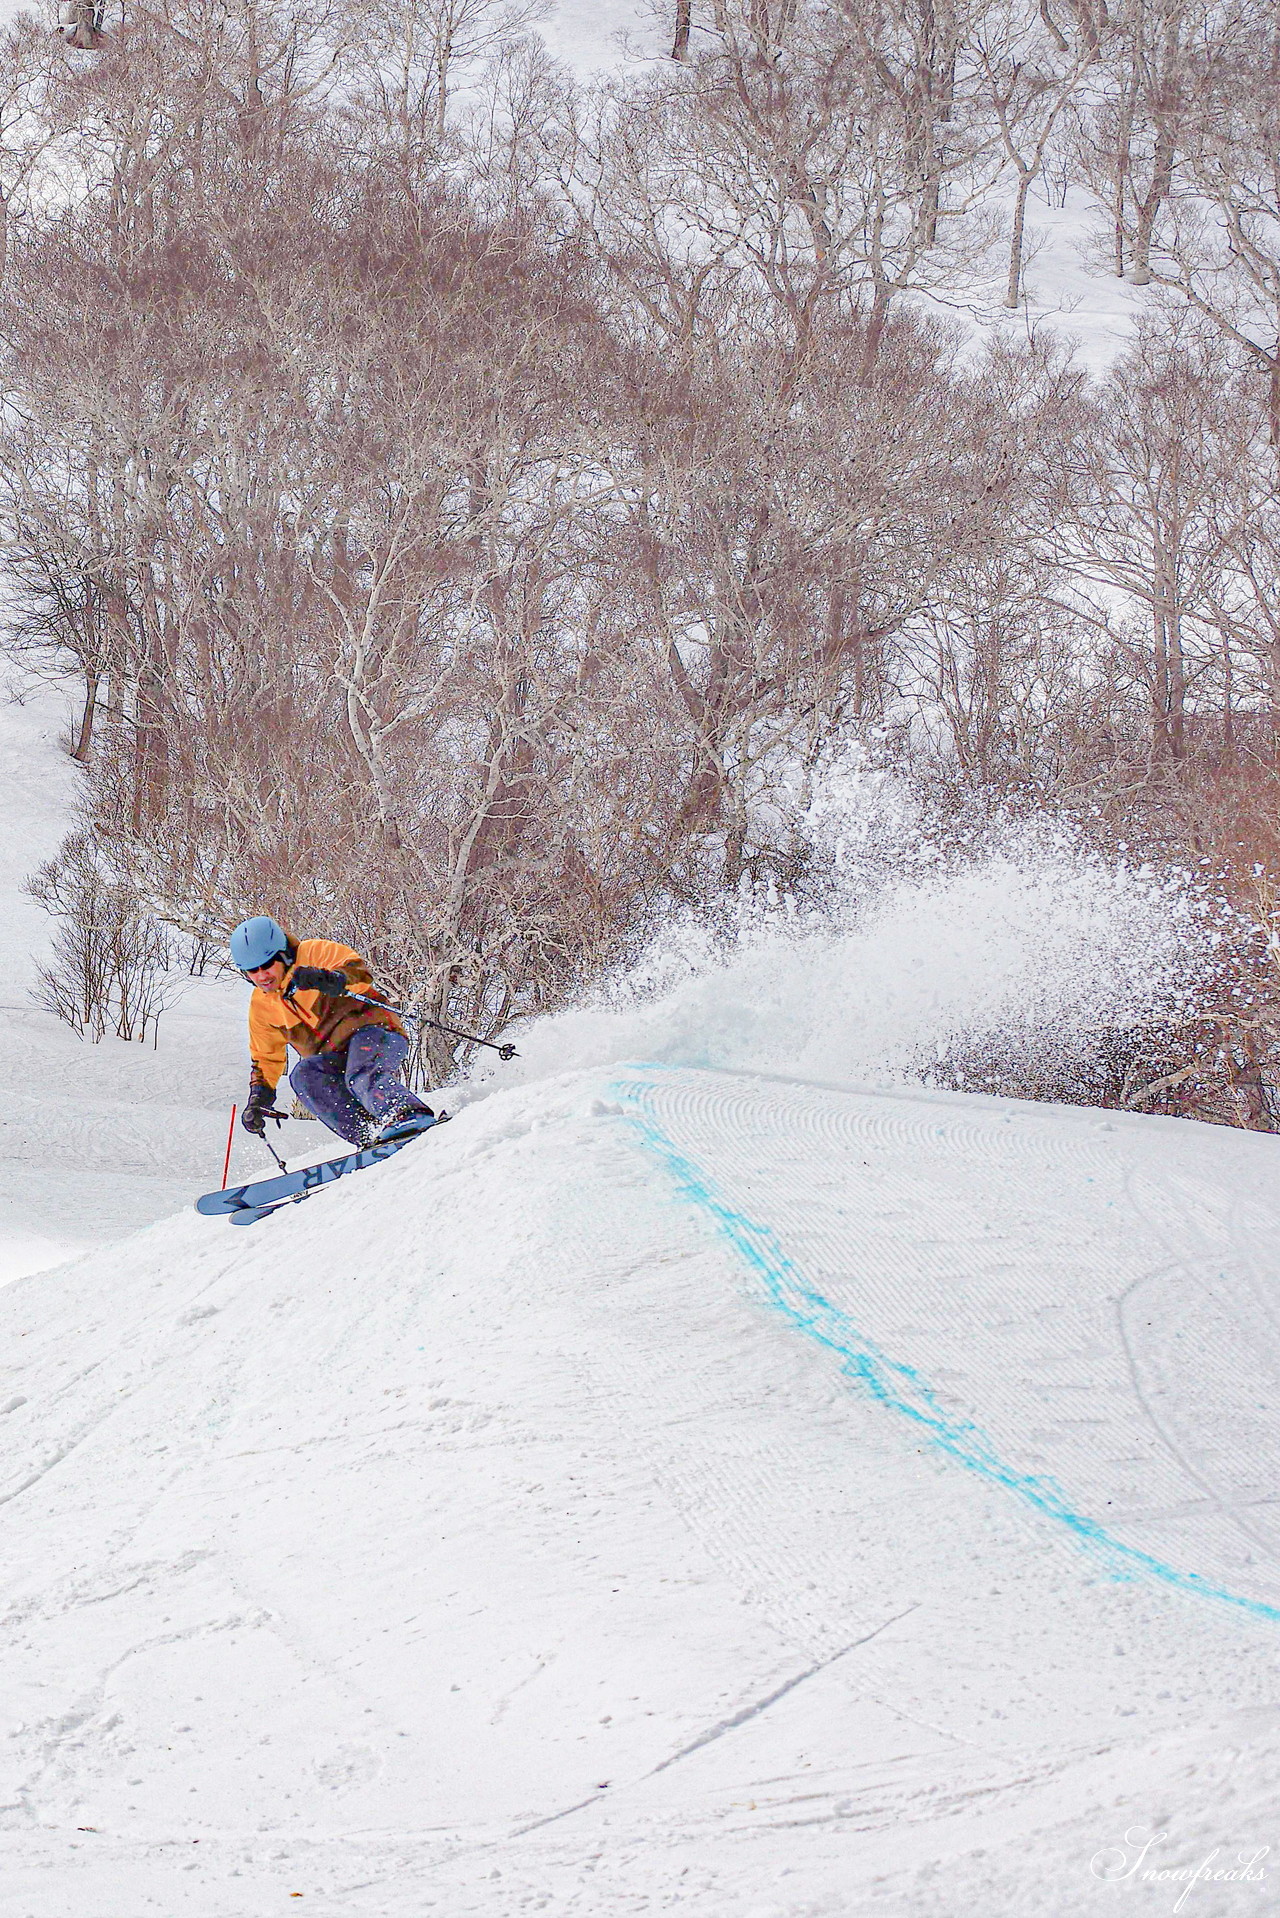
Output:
top-left (289, 1061), bottom-right (323, 1115)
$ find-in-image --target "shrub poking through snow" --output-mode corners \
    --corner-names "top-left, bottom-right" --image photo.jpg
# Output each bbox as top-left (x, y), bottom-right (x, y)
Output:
top-left (26, 832), bottom-right (180, 1045)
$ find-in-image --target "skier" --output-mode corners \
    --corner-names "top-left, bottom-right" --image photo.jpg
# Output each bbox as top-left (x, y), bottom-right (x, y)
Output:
top-left (230, 915), bottom-right (434, 1147)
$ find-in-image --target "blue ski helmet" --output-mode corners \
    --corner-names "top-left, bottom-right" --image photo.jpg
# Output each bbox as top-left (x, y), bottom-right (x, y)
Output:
top-left (230, 915), bottom-right (289, 972)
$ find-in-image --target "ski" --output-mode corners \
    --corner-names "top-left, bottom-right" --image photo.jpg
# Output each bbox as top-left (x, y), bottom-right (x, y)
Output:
top-left (196, 1113), bottom-right (442, 1219)
top-left (227, 1195), bottom-right (309, 1226)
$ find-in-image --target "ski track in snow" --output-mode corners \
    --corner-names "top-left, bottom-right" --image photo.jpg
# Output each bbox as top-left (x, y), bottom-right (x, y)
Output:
top-left (616, 1067), bottom-right (1280, 1626)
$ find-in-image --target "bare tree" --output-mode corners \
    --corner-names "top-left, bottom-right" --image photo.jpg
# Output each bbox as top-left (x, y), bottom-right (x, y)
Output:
top-left (581, 0), bottom-right (999, 374)
top-left (1070, 0), bottom-right (1269, 319)
top-left (27, 831), bottom-right (178, 1043)
top-left (1048, 317), bottom-right (1243, 766)
top-left (5, 0), bottom-right (1280, 1123)
top-left (334, 0), bottom-right (545, 186)
top-left (971, 0), bottom-right (1093, 304)
top-left (1132, 0), bottom-right (1280, 444)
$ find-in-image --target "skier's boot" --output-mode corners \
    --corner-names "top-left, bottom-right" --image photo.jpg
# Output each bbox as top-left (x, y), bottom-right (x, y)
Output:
top-left (363, 1103), bottom-right (437, 1146)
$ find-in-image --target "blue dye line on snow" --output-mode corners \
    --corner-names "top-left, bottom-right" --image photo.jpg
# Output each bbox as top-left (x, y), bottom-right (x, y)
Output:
top-left (614, 1072), bottom-right (1280, 1627)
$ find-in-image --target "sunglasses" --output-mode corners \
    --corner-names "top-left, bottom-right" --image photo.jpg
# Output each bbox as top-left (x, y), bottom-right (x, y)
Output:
top-left (242, 956), bottom-right (288, 982)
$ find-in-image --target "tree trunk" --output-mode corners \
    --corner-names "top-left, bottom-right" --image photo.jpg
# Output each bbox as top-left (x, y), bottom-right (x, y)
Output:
top-left (72, 667), bottom-right (99, 763)
top-left (1129, 122), bottom-right (1174, 283)
top-left (861, 282), bottom-right (892, 375)
top-left (1111, 65), bottom-right (1139, 277)
top-left (1005, 169), bottom-right (1032, 306)
top-left (1038, 0), bottom-right (1069, 54)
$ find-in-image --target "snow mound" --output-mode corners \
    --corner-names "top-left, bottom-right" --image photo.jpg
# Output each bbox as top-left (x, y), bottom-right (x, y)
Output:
top-left (2, 1064), bottom-right (1278, 1914)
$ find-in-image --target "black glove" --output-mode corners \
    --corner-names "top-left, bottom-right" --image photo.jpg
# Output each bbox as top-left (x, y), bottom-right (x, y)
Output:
top-left (241, 1083), bottom-right (278, 1136)
top-left (289, 966), bottom-right (350, 996)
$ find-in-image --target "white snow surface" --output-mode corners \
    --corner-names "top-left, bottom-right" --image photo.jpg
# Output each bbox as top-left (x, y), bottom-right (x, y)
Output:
top-left (0, 677), bottom-right (282, 1282)
top-left (3, 1068), bottom-right (1280, 1915)
top-left (0, 12), bottom-right (1267, 1913)
top-left (0, 688), bottom-right (1276, 1914)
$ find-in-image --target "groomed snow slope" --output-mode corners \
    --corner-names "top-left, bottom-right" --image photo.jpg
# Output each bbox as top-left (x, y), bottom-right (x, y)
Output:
top-left (2, 1064), bottom-right (1278, 1915)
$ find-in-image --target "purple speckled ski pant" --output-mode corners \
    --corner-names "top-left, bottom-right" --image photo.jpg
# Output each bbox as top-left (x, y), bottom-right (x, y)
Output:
top-left (290, 1026), bottom-right (432, 1144)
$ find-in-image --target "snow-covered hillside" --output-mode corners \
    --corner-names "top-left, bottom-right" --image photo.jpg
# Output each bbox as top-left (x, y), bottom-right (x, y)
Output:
top-left (533, 1), bottom-right (1154, 372)
top-left (1, 1058), bottom-right (1278, 1915)
top-left (0, 669), bottom-right (1275, 1914)
top-left (0, 4), bottom-right (1271, 1910)
top-left (0, 676), bottom-right (316, 1281)
top-left (0, 0), bottom-right (1159, 374)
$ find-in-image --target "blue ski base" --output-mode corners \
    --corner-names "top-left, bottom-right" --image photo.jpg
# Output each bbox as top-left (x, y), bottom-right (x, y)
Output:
top-left (196, 1114), bottom-right (441, 1222)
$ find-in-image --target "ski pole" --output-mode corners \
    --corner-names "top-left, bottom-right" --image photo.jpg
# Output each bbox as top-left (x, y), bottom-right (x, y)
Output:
top-left (221, 1104), bottom-right (237, 1190)
top-left (346, 994), bottom-right (518, 1060)
top-left (260, 1114), bottom-right (289, 1173)
top-left (239, 1100), bottom-right (290, 1173)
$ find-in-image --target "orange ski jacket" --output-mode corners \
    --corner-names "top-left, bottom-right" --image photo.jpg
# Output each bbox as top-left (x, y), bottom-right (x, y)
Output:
top-left (247, 937), bottom-right (405, 1092)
